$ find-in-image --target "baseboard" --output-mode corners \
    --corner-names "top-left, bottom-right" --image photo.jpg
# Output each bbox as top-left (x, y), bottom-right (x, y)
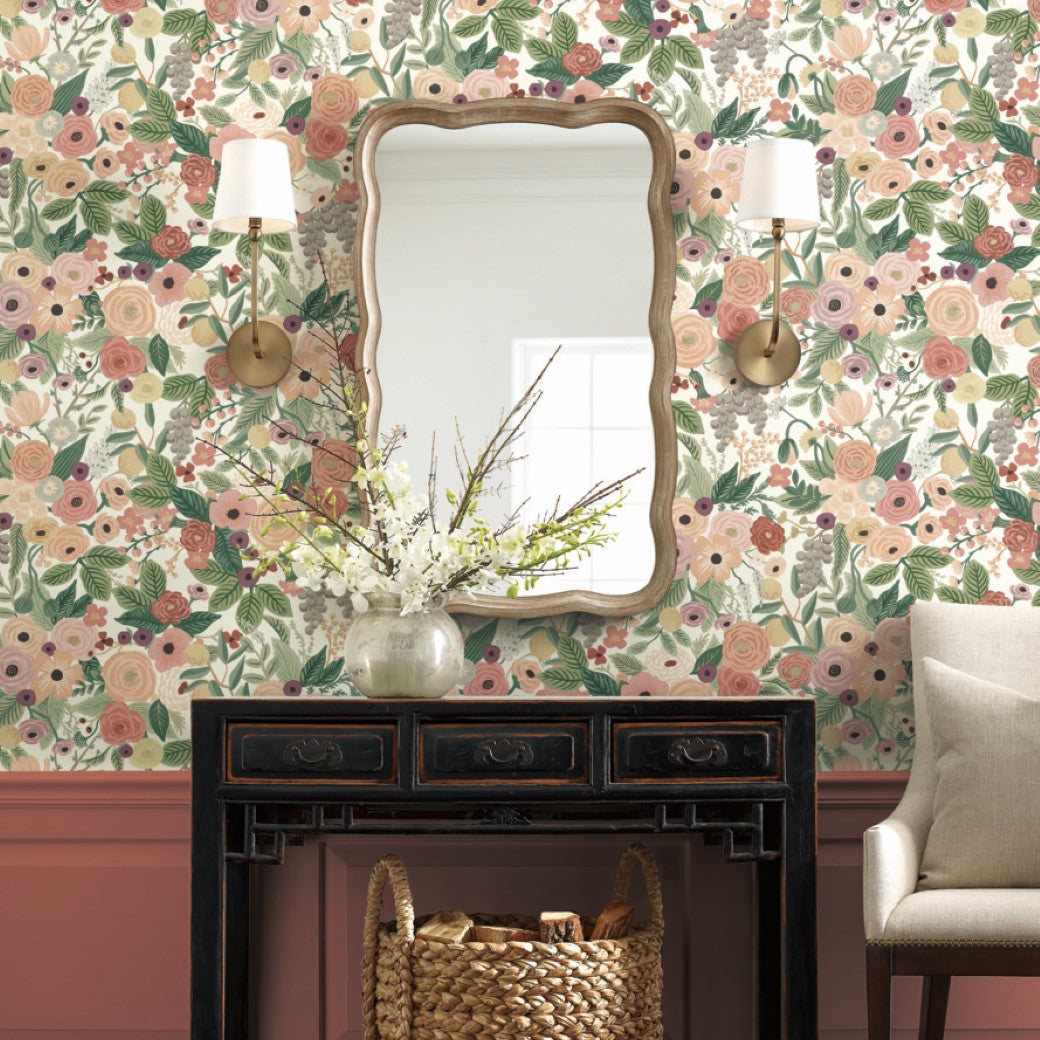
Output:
top-left (0, 1033), bottom-right (188, 1039)
top-left (822, 1033), bottom-right (1040, 1039)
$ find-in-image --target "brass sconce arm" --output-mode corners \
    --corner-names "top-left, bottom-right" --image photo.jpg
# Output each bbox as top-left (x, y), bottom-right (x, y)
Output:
top-left (765, 217), bottom-right (784, 360)
top-left (248, 216), bottom-right (264, 360)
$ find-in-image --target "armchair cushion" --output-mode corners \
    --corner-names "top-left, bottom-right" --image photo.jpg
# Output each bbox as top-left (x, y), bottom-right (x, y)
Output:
top-left (917, 657), bottom-right (1040, 890)
top-left (881, 889), bottom-right (1040, 944)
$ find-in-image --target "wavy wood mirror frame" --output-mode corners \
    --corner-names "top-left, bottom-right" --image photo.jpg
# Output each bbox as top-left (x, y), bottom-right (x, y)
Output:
top-left (352, 98), bottom-right (677, 619)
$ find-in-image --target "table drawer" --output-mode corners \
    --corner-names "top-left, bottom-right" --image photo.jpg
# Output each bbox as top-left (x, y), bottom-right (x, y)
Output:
top-left (612, 722), bottom-right (780, 783)
top-left (418, 722), bottom-right (589, 785)
top-left (227, 723), bottom-right (397, 784)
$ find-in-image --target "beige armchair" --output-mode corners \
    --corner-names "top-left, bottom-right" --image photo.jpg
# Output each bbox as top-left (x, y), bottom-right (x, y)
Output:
top-left (863, 601), bottom-right (1040, 1039)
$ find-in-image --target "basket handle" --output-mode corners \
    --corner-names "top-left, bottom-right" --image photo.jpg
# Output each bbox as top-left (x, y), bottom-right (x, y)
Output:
top-left (611, 843), bottom-right (664, 930)
top-left (361, 854), bottom-right (415, 1040)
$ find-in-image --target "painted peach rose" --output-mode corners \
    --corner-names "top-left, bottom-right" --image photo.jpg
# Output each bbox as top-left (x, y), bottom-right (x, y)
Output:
top-left (875, 480), bottom-right (920, 524)
top-left (973, 225), bottom-right (1012, 260)
top-left (99, 702), bottom-right (147, 744)
top-left (750, 516), bottom-right (785, 553)
top-left (511, 658), bottom-right (544, 694)
top-left (53, 481), bottom-right (98, 524)
top-left (777, 652), bottom-right (813, 688)
top-left (53, 114), bottom-right (97, 158)
top-left (102, 285), bottom-right (156, 338)
top-left (875, 616), bottom-right (910, 659)
top-left (833, 441), bottom-right (877, 482)
top-left (824, 616), bottom-right (869, 654)
top-left (672, 311), bottom-right (716, 368)
top-left (1003, 519), bottom-right (1038, 557)
top-left (2, 617), bottom-right (45, 653)
top-left (99, 337), bottom-right (147, 379)
top-left (824, 251), bottom-right (868, 285)
top-left (716, 300), bottom-right (758, 344)
top-left (463, 661), bottom-right (508, 696)
top-left (717, 667), bottom-right (760, 696)
top-left (866, 160), bottom-right (912, 197)
top-left (52, 253), bottom-right (96, 295)
top-left (867, 525), bottom-right (913, 562)
top-left (876, 115), bottom-right (919, 159)
top-left (412, 68), bottom-right (458, 101)
top-left (711, 509), bottom-right (753, 550)
top-left (10, 75), bottom-right (54, 117)
top-left (9, 440), bottom-right (53, 482)
top-left (461, 69), bottom-right (509, 100)
top-left (305, 121), bottom-right (349, 160)
top-left (833, 75), bottom-right (876, 116)
top-left (1004, 154), bottom-right (1039, 192)
top-left (45, 160), bottom-right (90, 197)
top-left (562, 42), bottom-right (602, 76)
top-left (672, 497), bottom-right (708, 537)
top-left (722, 621), bottom-right (771, 673)
top-left (311, 74), bottom-right (360, 122)
top-left (925, 284), bottom-right (978, 339)
top-left (874, 253), bottom-right (918, 294)
top-left (781, 286), bottom-right (814, 324)
top-left (722, 256), bottom-right (770, 307)
top-left (621, 671), bottom-right (670, 697)
top-left (312, 439), bottom-right (357, 488)
top-left (674, 132), bottom-right (708, 172)
top-left (52, 617), bottom-right (95, 658)
top-left (102, 650), bottom-right (157, 703)
top-left (921, 336), bottom-right (969, 380)
top-left (3, 250), bottom-right (46, 284)
top-left (456, 0), bottom-right (499, 12)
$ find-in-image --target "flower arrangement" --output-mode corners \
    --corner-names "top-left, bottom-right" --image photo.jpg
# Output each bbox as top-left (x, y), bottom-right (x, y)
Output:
top-left (217, 260), bottom-right (635, 616)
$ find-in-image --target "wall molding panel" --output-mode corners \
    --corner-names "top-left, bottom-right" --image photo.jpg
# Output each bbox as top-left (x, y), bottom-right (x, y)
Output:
top-left (1, 772), bottom-right (1038, 1038)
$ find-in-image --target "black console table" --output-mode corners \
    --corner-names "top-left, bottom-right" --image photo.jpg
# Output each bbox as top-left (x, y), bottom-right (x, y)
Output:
top-left (191, 697), bottom-right (817, 1039)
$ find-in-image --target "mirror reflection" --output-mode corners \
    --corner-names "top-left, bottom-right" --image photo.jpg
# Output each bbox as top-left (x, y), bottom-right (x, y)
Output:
top-left (372, 120), bottom-right (656, 600)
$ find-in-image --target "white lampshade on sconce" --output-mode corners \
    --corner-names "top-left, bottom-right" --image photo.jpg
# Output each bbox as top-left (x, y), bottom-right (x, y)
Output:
top-left (732, 138), bottom-right (820, 387)
top-left (212, 138), bottom-right (297, 387)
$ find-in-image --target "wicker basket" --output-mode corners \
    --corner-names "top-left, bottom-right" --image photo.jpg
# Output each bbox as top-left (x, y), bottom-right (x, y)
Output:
top-left (361, 843), bottom-right (664, 1040)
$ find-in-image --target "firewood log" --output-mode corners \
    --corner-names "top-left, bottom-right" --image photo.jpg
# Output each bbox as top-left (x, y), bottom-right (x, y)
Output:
top-left (539, 911), bottom-right (584, 943)
top-left (470, 925), bottom-right (540, 943)
top-left (590, 901), bottom-right (633, 940)
top-left (416, 910), bottom-right (473, 943)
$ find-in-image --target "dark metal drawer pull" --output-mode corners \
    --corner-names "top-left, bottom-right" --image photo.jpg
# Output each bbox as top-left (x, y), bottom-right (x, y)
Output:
top-left (283, 738), bottom-right (344, 770)
top-left (668, 736), bottom-right (728, 768)
top-left (474, 738), bottom-right (535, 768)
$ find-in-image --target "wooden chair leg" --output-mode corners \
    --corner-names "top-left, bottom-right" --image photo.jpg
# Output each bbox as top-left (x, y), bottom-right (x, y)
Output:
top-left (918, 975), bottom-right (951, 1040)
top-left (866, 945), bottom-right (893, 1040)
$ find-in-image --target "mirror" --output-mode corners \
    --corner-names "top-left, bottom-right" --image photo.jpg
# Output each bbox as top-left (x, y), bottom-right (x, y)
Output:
top-left (353, 99), bottom-right (676, 618)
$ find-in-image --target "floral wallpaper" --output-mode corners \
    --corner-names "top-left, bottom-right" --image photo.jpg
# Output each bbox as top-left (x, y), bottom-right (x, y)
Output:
top-left (0, 0), bottom-right (1037, 773)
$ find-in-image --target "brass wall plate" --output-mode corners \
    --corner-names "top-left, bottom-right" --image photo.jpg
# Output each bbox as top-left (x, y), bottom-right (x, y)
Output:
top-left (733, 319), bottom-right (801, 387)
top-left (225, 321), bottom-right (292, 388)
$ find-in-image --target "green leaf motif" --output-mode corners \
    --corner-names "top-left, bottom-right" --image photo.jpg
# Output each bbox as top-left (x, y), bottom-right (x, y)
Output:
top-left (140, 195), bottom-right (167, 238)
top-left (902, 561), bottom-right (934, 600)
top-left (962, 559), bottom-right (989, 602)
top-left (968, 86), bottom-right (998, 123)
top-left (582, 669), bottom-right (621, 697)
top-left (556, 634), bottom-right (588, 672)
top-left (994, 485), bottom-right (1033, 522)
top-left (79, 195), bottom-right (112, 235)
top-left (236, 593), bottom-right (265, 633)
top-left (874, 436), bottom-right (910, 481)
top-left (553, 10), bottom-right (577, 49)
top-left (170, 121), bottom-right (210, 157)
top-left (162, 740), bottom-right (192, 768)
top-left (150, 701), bottom-right (170, 741)
top-left (864, 564), bottom-right (898, 586)
top-left (873, 68), bottom-right (910, 114)
top-left (993, 121), bottom-right (1033, 157)
top-left (672, 400), bottom-right (703, 435)
top-left (963, 195), bottom-right (989, 237)
top-left (141, 559), bottom-right (167, 600)
top-left (52, 70), bottom-right (88, 115)
top-left (463, 619), bottom-right (498, 663)
top-left (863, 198), bottom-right (898, 221)
top-left (971, 335), bottom-right (993, 376)
top-left (130, 119), bottom-right (173, 143)
top-left (648, 43), bottom-right (676, 84)
top-left (951, 484), bottom-right (995, 508)
top-left (454, 14), bottom-right (486, 36)
top-left (902, 195), bottom-right (934, 235)
top-left (540, 666), bottom-right (584, 690)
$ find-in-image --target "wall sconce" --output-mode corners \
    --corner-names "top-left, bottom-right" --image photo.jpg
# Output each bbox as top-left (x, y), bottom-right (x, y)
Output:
top-left (212, 138), bottom-right (297, 388)
top-left (733, 138), bottom-right (820, 387)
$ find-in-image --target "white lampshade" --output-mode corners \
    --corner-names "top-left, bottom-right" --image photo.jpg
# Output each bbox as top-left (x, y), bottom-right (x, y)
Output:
top-left (212, 138), bottom-right (297, 234)
top-left (735, 138), bottom-right (820, 233)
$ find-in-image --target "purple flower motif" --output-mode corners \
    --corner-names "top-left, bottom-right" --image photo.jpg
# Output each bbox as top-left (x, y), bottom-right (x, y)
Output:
top-left (649, 18), bottom-right (671, 37)
top-left (863, 641), bottom-right (879, 656)
top-left (451, 93), bottom-right (468, 104)
top-left (1012, 218), bottom-right (1030, 234)
top-left (302, 431), bottom-right (322, 447)
top-left (842, 354), bottom-right (869, 379)
top-left (875, 7), bottom-right (897, 24)
top-left (694, 497), bottom-right (714, 516)
top-left (16, 688), bottom-right (36, 707)
top-left (269, 419), bottom-right (298, 444)
top-left (41, 642), bottom-right (56, 656)
top-left (681, 602), bottom-right (709, 627)
top-left (956, 263), bottom-right (976, 281)
top-left (544, 81), bottom-right (564, 99)
top-left (54, 739), bottom-right (75, 756)
top-left (19, 720), bottom-right (47, 744)
top-left (839, 688), bottom-right (859, 707)
top-left (715, 248), bottom-right (736, 264)
top-left (71, 462), bottom-right (89, 480)
top-left (697, 664), bottom-right (717, 683)
top-left (230, 531), bottom-right (250, 550)
top-left (0, 513), bottom-right (11, 531)
top-left (270, 54), bottom-right (299, 78)
top-left (876, 373), bottom-right (897, 390)
top-left (894, 97), bottom-right (912, 116)
top-left (0, 147), bottom-right (12, 165)
top-left (117, 630), bottom-right (132, 645)
top-left (940, 378), bottom-right (956, 393)
top-left (238, 566), bottom-right (259, 588)
top-left (285, 116), bottom-right (306, 136)
top-left (841, 719), bottom-right (869, 744)
top-left (118, 378), bottom-right (134, 393)
top-left (188, 583), bottom-right (208, 600)
top-left (1012, 583), bottom-right (1031, 600)
top-left (694, 131), bottom-right (713, 151)
top-left (697, 298), bottom-right (718, 318)
top-left (863, 276), bottom-right (879, 291)
top-left (71, 96), bottom-right (89, 115)
top-left (117, 265), bottom-right (132, 279)
top-left (283, 314), bottom-right (302, 333)
top-left (844, 0), bottom-right (865, 10)
top-left (816, 146), bottom-right (836, 165)
top-left (133, 263), bottom-right (153, 282)
top-left (188, 218), bottom-right (208, 234)
top-left (116, 12), bottom-right (133, 26)
top-left (894, 462), bottom-right (912, 480)
top-left (529, 82), bottom-right (544, 97)
top-left (483, 644), bottom-right (502, 664)
top-left (940, 11), bottom-right (955, 26)
top-left (876, 740), bottom-right (897, 757)
top-left (40, 276), bottom-right (56, 291)
top-left (715, 613), bottom-right (735, 631)
top-left (17, 323), bottom-right (36, 342)
top-left (680, 235), bottom-right (710, 262)
top-left (938, 265), bottom-right (954, 279)
top-left (304, 66), bottom-right (323, 82)
top-left (816, 512), bottom-right (836, 530)
top-left (21, 0), bottom-right (42, 11)
top-left (118, 743), bottom-right (134, 758)
top-left (600, 34), bottom-right (620, 51)
top-left (19, 354), bottom-right (46, 379)
top-left (52, 373), bottom-right (73, 390)
top-left (133, 629), bottom-right (153, 647)
top-left (283, 680), bottom-right (302, 697)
